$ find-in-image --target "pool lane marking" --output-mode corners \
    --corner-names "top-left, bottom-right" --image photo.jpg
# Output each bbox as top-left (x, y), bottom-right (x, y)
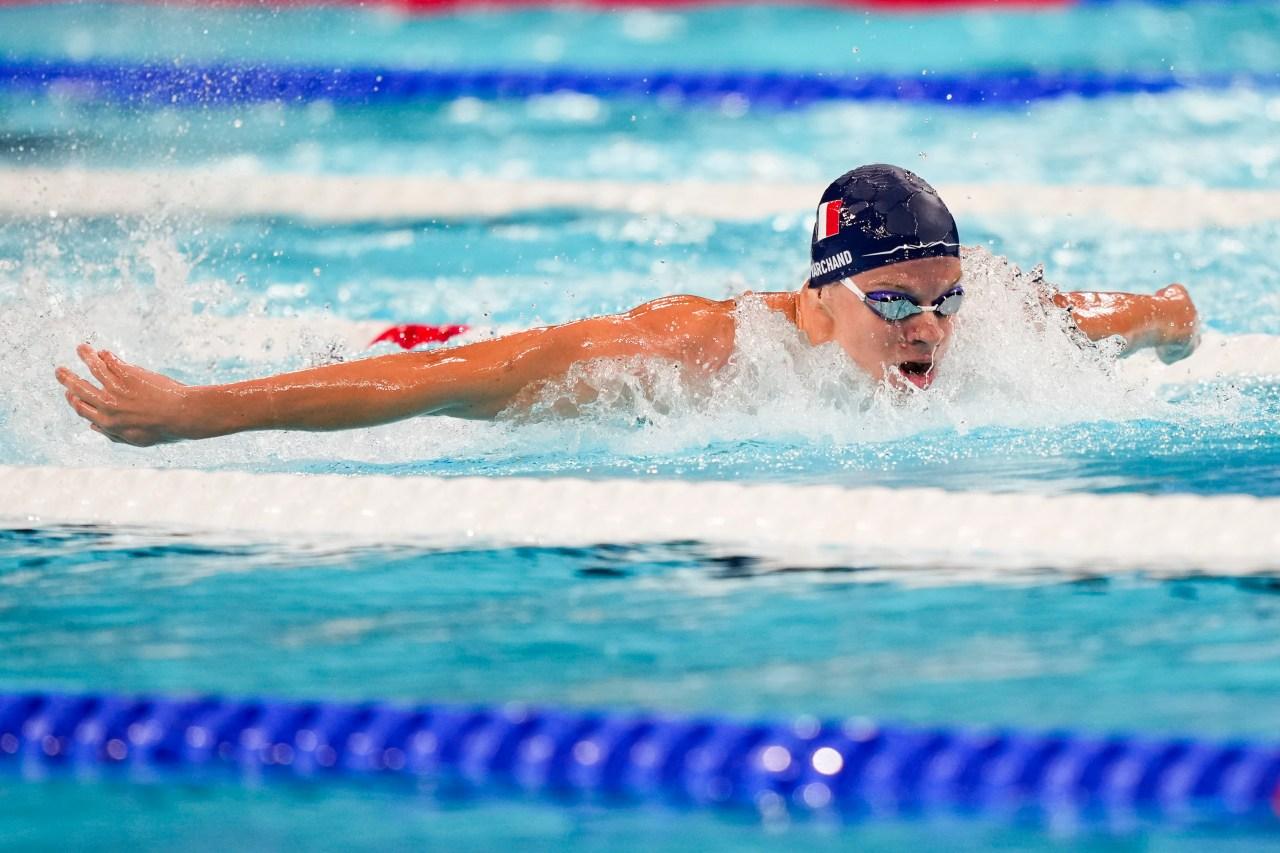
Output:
top-left (4, 61), bottom-right (1277, 106)
top-left (2, 689), bottom-right (1277, 827)
top-left (2, 465), bottom-right (1278, 575)
top-left (4, 169), bottom-right (1280, 230)
top-left (0, 0), bottom-right (1237, 10)
top-left (0, 0), bottom-right (1111, 11)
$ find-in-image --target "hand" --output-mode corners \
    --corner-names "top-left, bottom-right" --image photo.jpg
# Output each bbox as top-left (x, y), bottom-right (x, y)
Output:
top-left (55, 344), bottom-right (198, 446)
top-left (1152, 283), bottom-right (1200, 365)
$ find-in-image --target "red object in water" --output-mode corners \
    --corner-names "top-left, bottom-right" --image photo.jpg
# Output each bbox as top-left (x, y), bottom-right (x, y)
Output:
top-left (370, 324), bottom-right (469, 349)
top-left (0, 0), bottom-right (1078, 8)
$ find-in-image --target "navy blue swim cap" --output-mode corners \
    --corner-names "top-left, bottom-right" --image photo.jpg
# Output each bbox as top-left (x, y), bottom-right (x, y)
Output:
top-left (808, 164), bottom-right (960, 288)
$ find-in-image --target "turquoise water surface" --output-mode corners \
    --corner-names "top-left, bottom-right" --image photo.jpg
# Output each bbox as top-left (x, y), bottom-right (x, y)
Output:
top-left (2, 0), bottom-right (1280, 848)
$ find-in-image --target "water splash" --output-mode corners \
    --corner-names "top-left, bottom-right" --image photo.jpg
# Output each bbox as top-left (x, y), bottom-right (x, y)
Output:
top-left (0, 233), bottom-right (1256, 484)
top-left (511, 247), bottom-right (1230, 454)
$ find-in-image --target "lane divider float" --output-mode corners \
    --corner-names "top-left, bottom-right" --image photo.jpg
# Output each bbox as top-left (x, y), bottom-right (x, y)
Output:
top-left (3, 689), bottom-right (1278, 828)
top-left (4, 61), bottom-right (1277, 107)
top-left (5, 169), bottom-right (1280, 230)
top-left (3, 466), bottom-right (1279, 574)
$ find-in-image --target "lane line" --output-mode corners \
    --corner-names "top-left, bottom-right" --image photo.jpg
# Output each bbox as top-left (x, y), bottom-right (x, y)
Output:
top-left (5, 169), bottom-right (1280, 229)
top-left (2, 465), bottom-right (1278, 574)
top-left (7, 61), bottom-right (1276, 106)
top-left (1, 688), bottom-right (1274, 825)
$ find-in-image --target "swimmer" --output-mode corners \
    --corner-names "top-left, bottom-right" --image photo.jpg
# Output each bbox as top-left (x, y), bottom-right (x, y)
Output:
top-left (55, 164), bottom-right (1200, 447)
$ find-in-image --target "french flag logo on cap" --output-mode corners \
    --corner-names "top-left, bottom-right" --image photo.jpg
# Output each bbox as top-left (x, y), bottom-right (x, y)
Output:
top-left (815, 200), bottom-right (842, 241)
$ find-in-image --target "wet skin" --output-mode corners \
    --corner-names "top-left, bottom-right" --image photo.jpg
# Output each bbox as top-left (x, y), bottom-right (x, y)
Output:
top-left (55, 257), bottom-right (1200, 447)
top-left (793, 256), bottom-right (963, 391)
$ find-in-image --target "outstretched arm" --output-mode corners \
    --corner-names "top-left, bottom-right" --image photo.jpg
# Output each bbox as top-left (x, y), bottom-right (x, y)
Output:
top-left (1053, 283), bottom-right (1200, 364)
top-left (55, 296), bottom-right (734, 446)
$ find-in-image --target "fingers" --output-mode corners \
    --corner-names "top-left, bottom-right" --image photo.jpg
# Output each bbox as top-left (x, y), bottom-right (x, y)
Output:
top-left (98, 348), bottom-right (133, 380)
top-left (55, 366), bottom-right (112, 411)
top-left (58, 345), bottom-right (163, 446)
top-left (76, 343), bottom-right (124, 393)
top-left (65, 389), bottom-right (133, 443)
top-left (65, 389), bottom-right (105, 425)
top-left (53, 346), bottom-right (136, 444)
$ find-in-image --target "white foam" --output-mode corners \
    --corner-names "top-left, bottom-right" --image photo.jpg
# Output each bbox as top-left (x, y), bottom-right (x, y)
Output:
top-left (2, 464), bottom-right (1277, 577)
top-left (5, 168), bottom-right (1280, 230)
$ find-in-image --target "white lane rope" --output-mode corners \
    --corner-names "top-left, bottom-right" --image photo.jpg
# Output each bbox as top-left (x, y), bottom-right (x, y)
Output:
top-left (4, 169), bottom-right (1280, 230)
top-left (2, 465), bottom-right (1278, 575)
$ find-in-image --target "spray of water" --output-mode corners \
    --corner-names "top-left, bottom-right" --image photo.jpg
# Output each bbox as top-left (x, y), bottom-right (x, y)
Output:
top-left (511, 247), bottom-right (1217, 455)
top-left (0, 232), bottom-right (1247, 475)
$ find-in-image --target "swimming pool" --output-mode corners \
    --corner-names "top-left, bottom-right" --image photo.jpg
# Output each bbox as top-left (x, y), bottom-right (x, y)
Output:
top-left (2, 0), bottom-right (1280, 847)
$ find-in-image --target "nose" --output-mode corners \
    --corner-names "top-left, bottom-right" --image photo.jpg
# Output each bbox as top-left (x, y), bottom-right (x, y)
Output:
top-left (902, 312), bottom-right (946, 350)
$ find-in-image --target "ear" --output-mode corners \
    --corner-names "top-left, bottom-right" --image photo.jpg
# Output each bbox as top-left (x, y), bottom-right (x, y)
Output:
top-left (799, 284), bottom-right (837, 344)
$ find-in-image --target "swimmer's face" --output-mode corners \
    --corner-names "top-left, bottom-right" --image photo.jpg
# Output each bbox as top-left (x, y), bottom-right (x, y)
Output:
top-left (815, 256), bottom-right (964, 391)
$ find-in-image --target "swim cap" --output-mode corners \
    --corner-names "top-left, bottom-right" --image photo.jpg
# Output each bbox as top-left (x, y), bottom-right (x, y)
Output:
top-left (808, 164), bottom-right (960, 288)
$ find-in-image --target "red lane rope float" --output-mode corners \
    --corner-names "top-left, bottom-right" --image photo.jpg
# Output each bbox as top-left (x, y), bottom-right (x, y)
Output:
top-left (0, 0), bottom-right (1085, 9)
top-left (245, 0), bottom-right (1076, 8)
top-left (370, 323), bottom-right (469, 349)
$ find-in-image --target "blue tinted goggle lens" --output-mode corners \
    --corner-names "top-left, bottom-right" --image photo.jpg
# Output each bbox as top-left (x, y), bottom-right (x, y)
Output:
top-left (866, 297), bottom-right (919, 321)
top-left (866, 289), bottom-right (964, 322)
top-left (934, 291), bottom-right (965, 317)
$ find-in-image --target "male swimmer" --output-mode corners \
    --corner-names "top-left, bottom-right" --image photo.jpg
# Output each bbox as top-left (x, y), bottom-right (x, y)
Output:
top-left (55, 164), bottom-right (1199, 447)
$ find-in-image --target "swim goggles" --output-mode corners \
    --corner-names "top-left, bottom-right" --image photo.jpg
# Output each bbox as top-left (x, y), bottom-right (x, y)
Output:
top-left (841, 279), bottom-right (965, 322)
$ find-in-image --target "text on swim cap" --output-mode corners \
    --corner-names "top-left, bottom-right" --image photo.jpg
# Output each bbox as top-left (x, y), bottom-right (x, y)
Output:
top-left (810, 250), bottom-right (852, 280)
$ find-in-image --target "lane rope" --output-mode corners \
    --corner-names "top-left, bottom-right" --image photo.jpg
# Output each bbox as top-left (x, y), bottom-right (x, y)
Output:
top-left (3, 61), bottom-right (1277, 107)
top-left (0, 0), bottom-right (1248, 13)
top-left (3, 465), bottom-right (1279, 575)
top-left (5, 169), bottom-right (1280, 230)
top-left (4, 689), bottom-right (1278, 825)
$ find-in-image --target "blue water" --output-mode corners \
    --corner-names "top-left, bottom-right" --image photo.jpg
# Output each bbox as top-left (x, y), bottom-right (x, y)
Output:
top-left (3, 0), bottom-right (1280, 848)
top-left (5, 87), bottom-right (1280, 186)
top-left (5, 529), bottom-right (1280, 848)
top-left (3, 2), bottom-right (1280, 74)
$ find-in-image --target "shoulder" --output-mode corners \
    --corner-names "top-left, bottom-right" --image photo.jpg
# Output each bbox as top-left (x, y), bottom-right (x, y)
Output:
top-left (626, 294), bottom-right (734, 329)
top-left (616, 295), bottom-right (737, 369)
top-left (626, 292), bottom-right (798, 370)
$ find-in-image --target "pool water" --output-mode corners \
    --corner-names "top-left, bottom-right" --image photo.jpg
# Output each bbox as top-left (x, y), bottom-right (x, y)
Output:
top-left (2, 0), bottom-right (1280, 847)
top-left (5, 530), bottom-right (1280, 849)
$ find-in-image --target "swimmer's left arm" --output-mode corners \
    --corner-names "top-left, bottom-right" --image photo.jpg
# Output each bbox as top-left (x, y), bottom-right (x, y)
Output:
top-left (53, 296), bottom-right (737, 446)
top-left (54, 329), bottom-right (609, 445)
top-left (1053, 283), bottom-right (1200, 364)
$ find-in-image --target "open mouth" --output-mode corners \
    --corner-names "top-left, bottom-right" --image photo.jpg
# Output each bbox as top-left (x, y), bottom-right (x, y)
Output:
top-left (895, 360), bottom-right (935, 390)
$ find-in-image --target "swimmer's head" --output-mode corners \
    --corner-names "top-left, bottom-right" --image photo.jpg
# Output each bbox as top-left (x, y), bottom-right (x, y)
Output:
top-left (799, 164), bottom-right (963, 391)
top-left (808, 164), bottom-right (960, 285)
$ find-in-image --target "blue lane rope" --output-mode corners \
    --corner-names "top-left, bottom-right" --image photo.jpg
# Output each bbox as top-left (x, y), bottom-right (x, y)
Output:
top-left (1, 61), bottom-right (1278, 107)
top-left (4, 690), bottom-right (1279, 826)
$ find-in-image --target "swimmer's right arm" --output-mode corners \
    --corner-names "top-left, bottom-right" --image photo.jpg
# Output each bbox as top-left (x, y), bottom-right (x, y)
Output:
top-left (55, 296), bottom-right (735, 447)
top-left (1052, 283), bottom-right (1200, 363)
